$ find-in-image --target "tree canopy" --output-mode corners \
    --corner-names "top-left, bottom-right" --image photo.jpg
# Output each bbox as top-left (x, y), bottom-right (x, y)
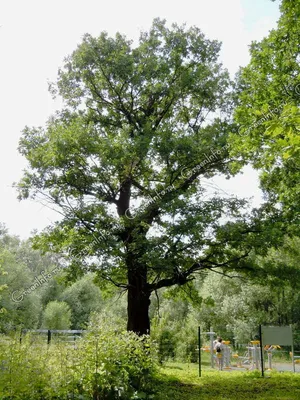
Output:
top-left (230, 0), bottom-right (300, 232)
top-left (17, 19), bottom-right (283, 334)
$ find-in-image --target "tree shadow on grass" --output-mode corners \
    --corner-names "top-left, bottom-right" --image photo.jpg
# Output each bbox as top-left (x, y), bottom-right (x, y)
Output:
top-left (154, 380), bottom-right (201, 400)
top-left (154, 369), bottom-right (300, 400)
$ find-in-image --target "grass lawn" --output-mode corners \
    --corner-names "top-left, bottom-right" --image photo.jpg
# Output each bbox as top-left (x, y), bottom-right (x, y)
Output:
top-left (153, 363), bottom-right (300, 399)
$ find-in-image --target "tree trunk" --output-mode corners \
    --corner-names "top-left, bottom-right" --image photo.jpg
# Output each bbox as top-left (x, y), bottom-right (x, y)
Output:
top-left (127, 267), bottom-right (151, 335)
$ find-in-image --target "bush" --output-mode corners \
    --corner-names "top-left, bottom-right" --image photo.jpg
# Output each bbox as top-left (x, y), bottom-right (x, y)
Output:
top-left (0, 334), bottom-right (54, 399)
top-left (60, 275), bottom-right (103, 329)
top-left (174, 315), bottom-right (198, 363)
top-left (157, 330), bottom-right (177, 363)
top-left (0, 319), bottom-right (157, 399)
top-left (151, 313), bottom-right (198, 363)
top-left (82, 313), bottom-right (157, 398)
top-left (42, 300), bottom-right (72, 330)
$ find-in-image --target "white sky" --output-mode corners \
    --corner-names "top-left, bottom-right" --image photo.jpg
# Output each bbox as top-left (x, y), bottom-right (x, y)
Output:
top-left (0, 0), bottom-right (280, 239)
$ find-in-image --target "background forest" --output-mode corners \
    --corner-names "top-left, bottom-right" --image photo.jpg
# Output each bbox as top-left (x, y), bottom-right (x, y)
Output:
top-left (1, 223), bottom-right (300, 359)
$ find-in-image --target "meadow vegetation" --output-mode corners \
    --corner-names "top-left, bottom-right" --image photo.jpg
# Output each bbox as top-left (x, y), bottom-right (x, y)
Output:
top-left (155, 363), bottom-right (300, 400)
top-left (0, 317), bottom-right (156, 400)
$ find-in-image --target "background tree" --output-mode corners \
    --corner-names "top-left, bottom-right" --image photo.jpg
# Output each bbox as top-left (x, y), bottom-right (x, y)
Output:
top-left (60, 275), bottom-right (103, 328)
top-left (230, 0), bottom-right (300, 232)
top-left (0, 257), bottom-right (8, 317)
top-left (42, 300), bottom-right (72, 330)
top-left (0, 225), bottom-right (111, 332)
top-left (18, 19), bottom-right (279, 335)
top-left (0, 229), bottom-right (42, 331)
top-left (150, 235), bottom-right (300, 354)
top-left (193, 235), bottom-right (300, 343)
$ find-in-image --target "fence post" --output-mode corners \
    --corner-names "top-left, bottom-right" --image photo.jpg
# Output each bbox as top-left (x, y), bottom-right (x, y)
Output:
top-left (198, 326), bottom-right (201, 377)
top-left (291, 324), bottom-right (295, 373)
top-left (47, 330), bottom-right (51, 345)
top-left (259, 325), bottom-right (264, 377)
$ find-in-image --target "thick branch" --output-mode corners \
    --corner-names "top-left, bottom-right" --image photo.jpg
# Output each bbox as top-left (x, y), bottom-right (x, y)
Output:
top-left (116, 177), bottom-right (132, 216)
top-left (148, 253), bottom-right (251, 292)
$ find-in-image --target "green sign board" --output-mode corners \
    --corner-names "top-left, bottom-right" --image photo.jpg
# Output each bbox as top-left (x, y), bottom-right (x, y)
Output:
top-left (261, 326), bottom-right (293, 346)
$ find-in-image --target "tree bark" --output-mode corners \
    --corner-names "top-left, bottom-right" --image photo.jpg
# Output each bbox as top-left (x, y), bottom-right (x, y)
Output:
top-left (127, 267), bottom-right (151, 335)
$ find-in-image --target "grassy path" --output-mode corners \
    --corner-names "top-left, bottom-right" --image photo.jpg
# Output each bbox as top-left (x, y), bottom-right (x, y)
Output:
top-left (153, 363), bottom-right (300, 399)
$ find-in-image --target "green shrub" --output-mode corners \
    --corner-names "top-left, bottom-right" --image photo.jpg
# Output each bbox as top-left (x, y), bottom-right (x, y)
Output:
top-left (151, 316), bottom-right (178, 363)
top-left (174, 315), bottom-right (198, 363)
top-left (157, 330), bottom-right (177, 363)
top-left (0, 321), bottom-right (157, 399)
top-left (0, 335), bottom-right (54, 399)
top-left (82, 313), bottom-right (157, 398)
top-left (151, 313), bottom-right (198, 363)
top-left (41, 300), bottom-right (72, 330)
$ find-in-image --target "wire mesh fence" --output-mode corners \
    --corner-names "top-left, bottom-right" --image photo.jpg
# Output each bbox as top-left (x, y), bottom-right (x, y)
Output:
top-left (197, 328), bottom-right (300, 374)
top-left (155, 330), bottom-right (198, 364)
top-left (155, 326), bottom-right (300, 375)
top-left (1, 326), bottom-right (300, 375)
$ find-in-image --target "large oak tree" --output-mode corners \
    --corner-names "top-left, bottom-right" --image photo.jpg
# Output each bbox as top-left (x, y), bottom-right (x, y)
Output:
top-left (18, 19), bottom-right (274, 334)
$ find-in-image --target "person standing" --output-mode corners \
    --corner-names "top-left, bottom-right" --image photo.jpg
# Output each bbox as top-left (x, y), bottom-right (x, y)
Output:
top-left (213, 336), bottom-right (221, 349)
top-left (214, 337), bottom-right (225, 370)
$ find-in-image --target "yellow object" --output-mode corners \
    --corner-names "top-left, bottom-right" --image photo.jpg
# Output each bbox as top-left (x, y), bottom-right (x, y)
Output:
top-left (223, 341), bottom-right (230, 345)
top-left (232, 354), bottom-right (239, 358)
top-left (250, 340), bottom-right (260, 345)
top-left (201, 346), bottom-right (210, 352)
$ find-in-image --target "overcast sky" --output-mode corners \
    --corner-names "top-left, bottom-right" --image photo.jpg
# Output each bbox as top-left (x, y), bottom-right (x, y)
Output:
top-left (0, 0), bottom-right (280, 239)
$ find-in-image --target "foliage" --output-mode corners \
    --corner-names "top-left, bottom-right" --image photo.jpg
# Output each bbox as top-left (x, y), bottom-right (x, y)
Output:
top-left (150, 235), bottom-right (300, 353)
top-left (0, 322), bottom-right (157, 399)
top-left (230, 0), bottom-right (300, 232)
top-left (0, 227), bottom-right (112, 332)
top-left (0, 335), bottom-right (55, 400)
top-left (60, 274), bottom-right (103, 328)
top-left (82, 314), bottom-right (157, 398)
top-left (174, 314), bottom-right (199, 363)
top-left (151, 297), bottom-right (199, 363)
top-left (151, 317), bottom-right (178, 363)
top-left (0, 236), bottom-right (42, 332)
top-left (42, 300), bottom-right (72, 329)
top-left (16, 18), bottom-right (280, 334)
top-left (189, 238), bottom-right (300, 345)
top-left (0, 250), bottom-right (8, 316)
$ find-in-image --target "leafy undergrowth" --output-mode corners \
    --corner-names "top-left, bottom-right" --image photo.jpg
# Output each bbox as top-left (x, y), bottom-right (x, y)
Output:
top-left (153, 363), bottom-right (300, 400)
top-left (0, 322), bottom-right (157, 400)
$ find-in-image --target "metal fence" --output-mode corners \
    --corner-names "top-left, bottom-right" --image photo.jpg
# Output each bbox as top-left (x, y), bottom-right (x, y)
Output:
top-left (198, 326), bottom-right (300, 376)
top-left (154, 326), bottom-right (300, 376)
top-left (3, 326), bottom-right (300, 376)
top-left (20, 329), bottom-right (85, 346)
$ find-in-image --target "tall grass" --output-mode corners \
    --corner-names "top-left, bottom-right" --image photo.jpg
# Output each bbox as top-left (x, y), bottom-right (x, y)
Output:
top-left (0, 324), bottom-right (157, 399)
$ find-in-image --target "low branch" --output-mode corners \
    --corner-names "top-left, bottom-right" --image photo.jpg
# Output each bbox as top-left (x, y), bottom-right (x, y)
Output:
top-left (148, 252), bottom-right (251, 292)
